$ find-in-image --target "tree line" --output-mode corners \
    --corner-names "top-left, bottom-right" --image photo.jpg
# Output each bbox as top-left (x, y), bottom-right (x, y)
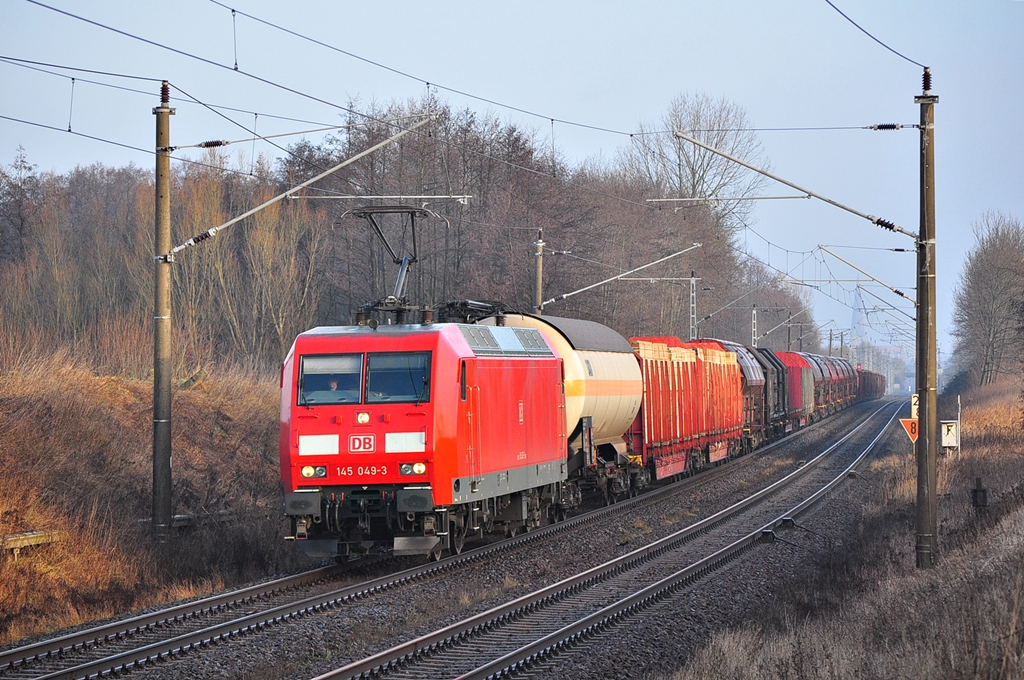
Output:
top-left (0, 93), bottom-right (822, 378)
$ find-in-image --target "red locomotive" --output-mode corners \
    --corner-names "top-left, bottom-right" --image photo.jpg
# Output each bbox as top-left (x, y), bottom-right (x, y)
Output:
top-left (280, 309), bottom-right (885, 558)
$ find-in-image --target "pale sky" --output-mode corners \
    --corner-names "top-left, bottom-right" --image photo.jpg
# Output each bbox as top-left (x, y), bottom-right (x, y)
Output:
top-left (3, 0), bottom-right (1023, 369)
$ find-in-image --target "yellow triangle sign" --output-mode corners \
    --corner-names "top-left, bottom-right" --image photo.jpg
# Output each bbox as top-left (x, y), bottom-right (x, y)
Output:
top-left (900, 418), bottom-right (919, 443)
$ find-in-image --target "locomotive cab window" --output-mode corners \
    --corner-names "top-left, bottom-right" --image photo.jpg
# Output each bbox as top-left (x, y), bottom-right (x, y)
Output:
top-left (366, 352), bottom-right (431, 404)
top-left (299, 354), bottom-right (362, 405)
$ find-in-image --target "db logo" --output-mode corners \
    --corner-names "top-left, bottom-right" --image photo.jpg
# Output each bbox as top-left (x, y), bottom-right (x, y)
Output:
top-left (349, 434), bottom-right (375, 453)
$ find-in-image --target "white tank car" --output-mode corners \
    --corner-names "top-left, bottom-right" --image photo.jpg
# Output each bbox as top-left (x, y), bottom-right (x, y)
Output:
top-left (481, 314), bottom-right (642, 455)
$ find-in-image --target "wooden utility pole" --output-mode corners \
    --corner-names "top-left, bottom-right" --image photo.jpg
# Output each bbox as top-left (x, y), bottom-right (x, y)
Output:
top-left (915, 68), bottom-right (939, 569)
top-left (153, 82), bottom-right (174, 542)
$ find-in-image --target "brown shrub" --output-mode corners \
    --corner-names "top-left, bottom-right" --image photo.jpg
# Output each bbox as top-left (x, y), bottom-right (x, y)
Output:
top-left (0, 353), bottom-right (314, 645)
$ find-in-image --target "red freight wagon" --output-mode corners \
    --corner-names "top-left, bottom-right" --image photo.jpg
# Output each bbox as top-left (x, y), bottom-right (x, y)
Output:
top-left (628, 340), bottom-right (700, 479)
top-left (683, 343), bottom-right (743, 460)
top-left (627, 337), bottom-right (743, 479)
top-left (280, 322), bottom-right (566, 556)
top-left (774, 351), bottom-right (815, 427)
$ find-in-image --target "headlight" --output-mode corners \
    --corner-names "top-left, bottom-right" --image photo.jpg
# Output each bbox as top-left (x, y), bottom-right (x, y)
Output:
top-left (356, 411), bottom-right (371, 424)
top-left (300, 465), bottom-right (327, 478)
top-left (400, 462), bottom-right (427, 476)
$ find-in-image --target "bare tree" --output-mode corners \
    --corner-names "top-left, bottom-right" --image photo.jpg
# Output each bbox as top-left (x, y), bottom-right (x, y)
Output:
top-left (616, 92), bottom-right (769, 233)
top-left (0, 147), bottom-right (39, 262)
top-left (950, 211), bottom-right (1024, 386)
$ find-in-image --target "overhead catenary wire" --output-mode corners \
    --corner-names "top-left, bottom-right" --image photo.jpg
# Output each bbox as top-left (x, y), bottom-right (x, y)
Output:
top-left (818, 245), bottom-right (915, 305)
top-left (10, 4), bottom-right (922, 232)
top-left (24, 0), bottom-right (378, 127)
top-left (716, 204), bottom-right (905, 348)
top-left (0, 55), bottom-right (360, 128)
top-left (6, 5), bottom-right (921, 352)
top-left (208, 2), bottom-right (920, 143)
top-left (855, 284), bottom-right (916, 322)
top-left (543, 244), bottom-right (703, 307)
top-left (208, 0), bottom-right (634, 139)
top-left (22, 1), bottom-right (661, 214)
top-left (823, 0), bottom-right (927, 69)
top-left (673, 129), bottom-right (918, 240)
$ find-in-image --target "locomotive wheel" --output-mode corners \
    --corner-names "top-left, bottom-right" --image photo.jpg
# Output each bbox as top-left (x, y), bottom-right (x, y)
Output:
top-left (450, 514), bottom-right (467, 555)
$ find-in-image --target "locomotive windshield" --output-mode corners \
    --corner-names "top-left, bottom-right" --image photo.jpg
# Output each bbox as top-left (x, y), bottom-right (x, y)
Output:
top-left (366, 352), bottom-right (431, 404)
top-left (299, 354), bottom-right (361, 405)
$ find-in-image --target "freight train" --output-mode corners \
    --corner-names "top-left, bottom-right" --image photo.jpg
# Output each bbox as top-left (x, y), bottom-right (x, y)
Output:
top-left (279, 306), bottom-right (885, 559)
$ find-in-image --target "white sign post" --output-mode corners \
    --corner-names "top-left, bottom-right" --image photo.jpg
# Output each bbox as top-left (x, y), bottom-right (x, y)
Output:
top-left (941, 420), bottom-right (960, 448)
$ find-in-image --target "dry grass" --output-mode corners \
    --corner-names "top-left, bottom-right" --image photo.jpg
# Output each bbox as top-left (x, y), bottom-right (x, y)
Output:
top-left (618, 518), bottom-right (653, 546)
top-left (0, 350), bottom-right (315, 646)
top-left (671, 380), bottom-right (1024, 679)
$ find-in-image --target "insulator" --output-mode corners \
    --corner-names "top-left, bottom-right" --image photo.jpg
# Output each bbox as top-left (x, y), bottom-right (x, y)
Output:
top-left (875, 218), bottom-right (897, 231)
top-left (922, 68), bottom-right (932, 93)
top-left (872, 124), bottom-right (902, 131)
top-left (894, 289), bottom-right (906, 298)
top-left (198, 140), bottom-right (229, 148)
top-left (193, 232), bottom-right (212, 243)
top-left (161, 81), bottom-right (169, 104)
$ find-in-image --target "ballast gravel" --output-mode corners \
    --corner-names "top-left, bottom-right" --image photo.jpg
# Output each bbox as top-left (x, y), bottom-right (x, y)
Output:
top-left (119, 404), bottom-right (896, 680)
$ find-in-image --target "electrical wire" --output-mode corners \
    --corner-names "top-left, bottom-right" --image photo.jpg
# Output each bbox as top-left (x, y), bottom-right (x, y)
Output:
top-left (0, 55), bottom-right (344, 127)
top-left (211, 2), bottom-right (914, 141)
top-left (21, 1), bottom-right (657, 214)
top-left (0, 112), bottom-right (325, 185)
top-left (209, 0), bottom-right (634, 138)
top-left (823, 0), bottom-right (927, 69)
top-left (821, 243), bottom-right (914, 253)
top-left (23, 0), bottom-right (374, 124)
top-left (15, 2), bottom-right (922, 228)
top-left (0, 54), bottom-right (162, 81)
top-left (8, 1), bottom-right (923, 333)
top-left (718, 204), bottom-right (905, 347)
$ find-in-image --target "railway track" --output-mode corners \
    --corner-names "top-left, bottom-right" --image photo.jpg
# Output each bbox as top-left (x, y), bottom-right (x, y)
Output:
top-left (315, 401), bottom-right (902, 680)
top-left (0, 402), bottom-right (885, 680)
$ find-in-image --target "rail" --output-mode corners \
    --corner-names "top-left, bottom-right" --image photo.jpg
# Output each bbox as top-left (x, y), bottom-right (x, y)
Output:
top-left (316, 401), bottom-right (900, 679)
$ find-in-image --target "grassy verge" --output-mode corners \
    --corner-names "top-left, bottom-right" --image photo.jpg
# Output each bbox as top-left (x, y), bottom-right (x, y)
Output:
top-left (0, 350), bottom-right (316, 646)
top-left (672, 381), bottom-right (1024, 679)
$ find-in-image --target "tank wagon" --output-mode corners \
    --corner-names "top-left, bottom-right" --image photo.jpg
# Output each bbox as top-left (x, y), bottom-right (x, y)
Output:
top-left (280, 311), bottom-right (885, 558)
